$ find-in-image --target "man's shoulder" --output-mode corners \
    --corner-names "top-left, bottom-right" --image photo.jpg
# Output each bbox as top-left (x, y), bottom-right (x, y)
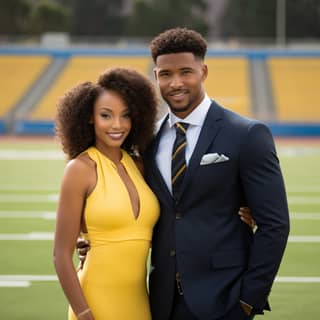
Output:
top-left (211, 100), bottom-right (262, 129)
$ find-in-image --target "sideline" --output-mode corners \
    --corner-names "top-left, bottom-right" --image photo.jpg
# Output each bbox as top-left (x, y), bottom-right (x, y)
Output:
top-left (1, 275), bottom-right (320, 288)
top-left (0, 233), bottom-right (320, 242)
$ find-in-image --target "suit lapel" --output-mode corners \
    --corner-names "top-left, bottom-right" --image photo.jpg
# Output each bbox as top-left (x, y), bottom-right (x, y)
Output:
top-left (148, 114), bottom-right (173, 203)
top-left (179, 101), bottom-right (224, 200)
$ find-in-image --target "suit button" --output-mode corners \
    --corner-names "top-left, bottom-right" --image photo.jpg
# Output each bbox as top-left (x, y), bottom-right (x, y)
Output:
top-left (170, 249), bottom-right (176, 257)
top-left (176, 212), bottom-right (182, 219)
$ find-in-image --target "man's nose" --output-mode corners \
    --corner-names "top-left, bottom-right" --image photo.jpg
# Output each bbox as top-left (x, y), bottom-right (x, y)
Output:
top-left (170, 75), bottom-right (183, 89)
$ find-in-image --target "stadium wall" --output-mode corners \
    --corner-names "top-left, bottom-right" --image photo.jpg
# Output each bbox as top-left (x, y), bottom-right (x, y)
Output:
top-left (1, 47), bottom-right (320, 137)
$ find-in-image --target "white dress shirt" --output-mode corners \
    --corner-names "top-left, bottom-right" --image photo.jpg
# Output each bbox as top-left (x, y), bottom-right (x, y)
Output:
top-left (155, 94), bottom-right (212, 193)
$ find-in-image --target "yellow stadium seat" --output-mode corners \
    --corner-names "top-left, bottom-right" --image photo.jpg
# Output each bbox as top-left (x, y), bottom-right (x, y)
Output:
top-left (0, 55), bottom-right (50, 117)
top-left (268, 58), bottom-right (320, 122)
top-left (30, 56), bottom-right (152, 120)
top-left (204, 57), bottom-right (252, 118)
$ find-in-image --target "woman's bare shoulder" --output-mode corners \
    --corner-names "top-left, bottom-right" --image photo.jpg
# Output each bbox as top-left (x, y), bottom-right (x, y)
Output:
top-left (63, 152), bottom-right (96, 184)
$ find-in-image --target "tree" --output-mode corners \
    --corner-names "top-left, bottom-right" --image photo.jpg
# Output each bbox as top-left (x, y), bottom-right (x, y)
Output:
top-left (0, 0), bottom-right (31, 34)
top-left (287, 0), bottom-right (320, 38)
top-left (221, 0), bottom-right (320, 40)
top-left (221, 0), bottom-right (276, 39)
top-left (70, 0), bottom-right (127, 36)
top-left (29, 0), bottom-right (71, 34)
top-left (126, 0), bottom-right (208, 37)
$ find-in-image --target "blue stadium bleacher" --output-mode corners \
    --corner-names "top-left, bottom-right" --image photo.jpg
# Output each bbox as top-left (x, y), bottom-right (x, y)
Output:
top-left (1, 47), bottom-right (320, 136)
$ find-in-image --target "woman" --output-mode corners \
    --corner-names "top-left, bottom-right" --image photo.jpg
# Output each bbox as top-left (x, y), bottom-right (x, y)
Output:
top-left (53, 67), bottom-right (255, 320)
top-left (54, 68), bottom-right (159, 320)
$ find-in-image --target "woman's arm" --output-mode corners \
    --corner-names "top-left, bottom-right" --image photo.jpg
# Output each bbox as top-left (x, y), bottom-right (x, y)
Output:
top-left (53, 157), bottom-right (94, 319)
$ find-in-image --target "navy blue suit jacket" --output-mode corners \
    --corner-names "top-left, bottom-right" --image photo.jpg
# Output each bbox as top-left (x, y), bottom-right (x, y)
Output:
top-left (144, 101), bottom-right (290, 320)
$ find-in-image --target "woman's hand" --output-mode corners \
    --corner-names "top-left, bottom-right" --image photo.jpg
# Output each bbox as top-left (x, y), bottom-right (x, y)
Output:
top-left (239, 207), bottom-right (256, 231)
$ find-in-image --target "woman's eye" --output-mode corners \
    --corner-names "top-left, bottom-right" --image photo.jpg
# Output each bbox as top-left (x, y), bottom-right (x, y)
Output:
top-left (101, 113), bottom-right (110, 118)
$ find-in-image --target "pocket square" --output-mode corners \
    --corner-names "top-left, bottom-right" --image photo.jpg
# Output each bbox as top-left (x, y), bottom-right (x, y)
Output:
top-left (200, 153), bottom-right (229, 165)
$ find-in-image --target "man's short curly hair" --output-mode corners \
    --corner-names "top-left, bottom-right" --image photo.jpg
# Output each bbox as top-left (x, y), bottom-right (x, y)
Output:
top-left (150, 27), bottom-right (207, 63)
top-left (55, 67), bottom-right (158, 160)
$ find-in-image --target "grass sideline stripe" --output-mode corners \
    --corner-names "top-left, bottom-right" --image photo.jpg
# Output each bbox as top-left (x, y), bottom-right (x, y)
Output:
top-left (0, 194), bottom-right (58, 202)
top-left (0, 232), bottom-right (54, 240)
top-left (288, 197), bottom-right (320, 204)
top-left (276, 277), bottom-right (320, 283)
top-left (1, 233), bottom-right (320, 242)
top-left (2, 211), bottom-right (320, 220)
top-left (0, 281), bottom-right (30, 287)
top-left (0, 150), bottom-right (63, 160)
top-left (290, 213), bottom-right (320, 220)
top-left (0, 275), bottom-right (57, 281)
top-left (288, 236), bottom-right (320, 242)
top-left (1, 194), bottom-right (319, 204)
top-left (0, 211), bottom-right (55, 219)
top-left (1, 275), bottom-right (320, 286)
top-left (0, 185), bottom-right (59, 191)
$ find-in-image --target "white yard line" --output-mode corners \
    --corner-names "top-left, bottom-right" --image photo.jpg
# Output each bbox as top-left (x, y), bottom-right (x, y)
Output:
top-left (1, 211), bottom-right (320, 222)
top-left (288, 196), bottom-right (320, 204)
top-left (290, 213), bottom-right (320, 220)
top-left (288, 236), bottom-right (320, 242)
top-left (0, 281), bottom-right (30, 287)
top-left (1, 211), bottom-right (319, 220)
top-left (278, 147), bottom-right (320, 156)
top-left (0, 275), bottom-right (319, 288)
top-left (275, 277), bottom-right (320, 283)
top-left (0, 275), bottom-right (57, 281)
top-left (0, 232), bottom-right (54, 240)
top-left (1, 194), bottom-right (319, 203)
top-left (0, 211), bottom-right (55, 219)
top-left (0, 150), bottom-right (64, 160)
top-left (0, 233), bottom-right (320, 242)
top-left (0, 275), bottom-right (57, 288)
top-left (0, 194), bottom-right (58, 202)
top-left (0, 185), bottom-right (59, 191)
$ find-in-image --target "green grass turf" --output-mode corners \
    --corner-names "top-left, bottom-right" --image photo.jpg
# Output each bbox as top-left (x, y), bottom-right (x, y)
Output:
top-left (1, 282), bottom-right (67, 320)
top-left (263, 283), bottom-right (320, 319)
top-left (0, 139), bottom-right (319, 319)
top-left (0, 218), bottom-right (55, 233)
top-left (277, 243), bottom-right (320, 276)
top-left (1, 241), bottom-right (55, 274)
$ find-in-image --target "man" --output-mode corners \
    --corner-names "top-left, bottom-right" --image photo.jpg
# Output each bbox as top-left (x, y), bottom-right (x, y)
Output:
top-left (143, 27), bottom-right (289, 320)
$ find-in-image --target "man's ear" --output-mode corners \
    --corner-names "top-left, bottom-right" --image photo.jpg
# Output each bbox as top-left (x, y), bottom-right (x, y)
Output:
top-left (153, 67), bottom-right (158, 80)
top-left (201, 64), bottom-right (208, 81)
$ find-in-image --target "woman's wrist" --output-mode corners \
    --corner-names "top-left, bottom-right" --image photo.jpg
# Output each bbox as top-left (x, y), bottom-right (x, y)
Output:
top-left (77, 307), bottom-right (91, 318)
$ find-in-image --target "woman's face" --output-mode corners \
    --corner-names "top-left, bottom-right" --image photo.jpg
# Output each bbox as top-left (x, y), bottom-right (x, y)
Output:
top-left (92, 89), bottom-right (132, 152)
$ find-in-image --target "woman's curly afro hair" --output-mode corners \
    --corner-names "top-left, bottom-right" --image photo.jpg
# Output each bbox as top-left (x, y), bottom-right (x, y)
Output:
top-left (97, 67), bottom-right (158, 156)
top-left (55, 67), bottom-right (158, 160)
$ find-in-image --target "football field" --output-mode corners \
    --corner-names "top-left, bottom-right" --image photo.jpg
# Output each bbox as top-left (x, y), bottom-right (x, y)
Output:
top-left (0, 137), bottom-right (319, 319)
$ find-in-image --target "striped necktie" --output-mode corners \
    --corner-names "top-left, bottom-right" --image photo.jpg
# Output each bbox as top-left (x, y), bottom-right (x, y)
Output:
top-left (171, 122), bottom-right (189, 200)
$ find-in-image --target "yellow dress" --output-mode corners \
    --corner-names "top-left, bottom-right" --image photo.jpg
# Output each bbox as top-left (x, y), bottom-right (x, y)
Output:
top-left (68, 147), bottom-right (159, 320)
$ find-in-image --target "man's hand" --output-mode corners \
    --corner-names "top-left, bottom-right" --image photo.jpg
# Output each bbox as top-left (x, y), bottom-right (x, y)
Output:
top-left (240, 300), bottom-right (253, 316)
top-left (76, 237), bottom-right (90, 270)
